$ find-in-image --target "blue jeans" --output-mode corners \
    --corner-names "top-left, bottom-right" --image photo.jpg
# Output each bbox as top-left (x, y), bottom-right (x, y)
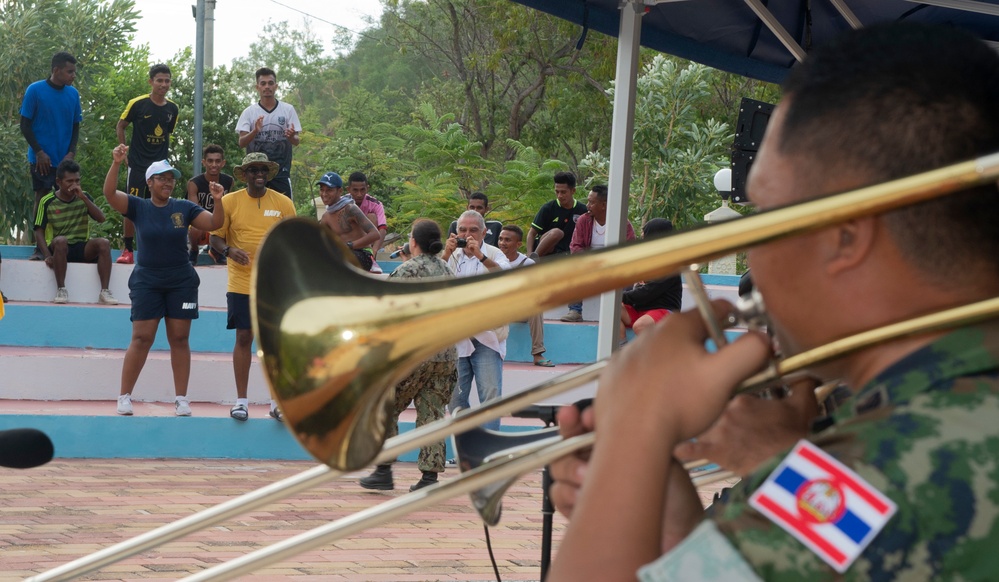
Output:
top-left (450, 339), bottom-right (503, 430)
top-left (569, 302), bottom-right (582, 313)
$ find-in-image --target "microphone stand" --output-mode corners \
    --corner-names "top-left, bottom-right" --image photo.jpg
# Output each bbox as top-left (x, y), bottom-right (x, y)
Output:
top-left (512, 405), bottom-right (561, 581)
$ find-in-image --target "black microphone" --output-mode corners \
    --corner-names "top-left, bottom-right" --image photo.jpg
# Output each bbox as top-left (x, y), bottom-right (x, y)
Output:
top-left (0, 429), bottom-right (55, 469)
top-left (389, 242), bottom-right (410, 259)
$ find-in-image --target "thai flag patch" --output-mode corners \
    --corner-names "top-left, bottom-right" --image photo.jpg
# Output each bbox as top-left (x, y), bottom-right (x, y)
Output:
top-left (748, 439), bottom-right (897, 573)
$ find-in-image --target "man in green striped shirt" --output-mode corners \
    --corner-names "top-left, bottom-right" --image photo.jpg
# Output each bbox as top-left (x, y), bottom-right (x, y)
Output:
top-left (33, 159), bottom-right (117, 305)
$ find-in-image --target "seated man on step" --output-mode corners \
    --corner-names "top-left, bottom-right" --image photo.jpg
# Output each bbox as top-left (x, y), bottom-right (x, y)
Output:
top-left (33, 159), bottom-right (117, 305)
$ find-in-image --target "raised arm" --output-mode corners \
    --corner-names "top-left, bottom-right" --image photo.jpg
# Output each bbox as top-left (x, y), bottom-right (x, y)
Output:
top-left (104, 145), bottom-right (131, 215)
top-left (190, 182), bottom-right (226, 232)
top-left (238, 116), bottom-right (263, 148)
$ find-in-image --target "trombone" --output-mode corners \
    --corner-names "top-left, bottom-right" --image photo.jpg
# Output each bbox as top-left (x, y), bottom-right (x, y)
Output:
top-left (28, 152), bottom-right (999, 581)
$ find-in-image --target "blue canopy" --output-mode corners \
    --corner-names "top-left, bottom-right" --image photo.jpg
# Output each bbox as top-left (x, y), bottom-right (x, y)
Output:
top-left (512, 0), bottom-right (999, 83)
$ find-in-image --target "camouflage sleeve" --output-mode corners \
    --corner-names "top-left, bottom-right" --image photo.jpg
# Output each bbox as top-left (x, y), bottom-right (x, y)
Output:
top-left (638, 521), bottom-right (762, 582)
top-left (710, 372), bottom-right (999, 581)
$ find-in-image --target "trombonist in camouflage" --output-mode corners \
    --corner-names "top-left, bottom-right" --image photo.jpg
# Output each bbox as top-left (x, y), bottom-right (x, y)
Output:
top-left (548, 23), bottom-right (999, 582)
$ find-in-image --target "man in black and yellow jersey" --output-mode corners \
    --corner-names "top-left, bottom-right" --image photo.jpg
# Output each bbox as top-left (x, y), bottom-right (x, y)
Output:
top-left (115, 63), bottom-right (179, 264)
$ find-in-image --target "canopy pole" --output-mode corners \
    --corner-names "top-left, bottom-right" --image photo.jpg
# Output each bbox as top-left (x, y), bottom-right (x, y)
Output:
top-left (743, 0), bottom-right (807, 62)
top-left (597, 0), bottom-right (644, 360)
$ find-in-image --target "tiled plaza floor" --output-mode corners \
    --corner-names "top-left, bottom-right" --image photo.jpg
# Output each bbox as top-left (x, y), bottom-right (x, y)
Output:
top-left (0, 457), bottom-right (737, 581)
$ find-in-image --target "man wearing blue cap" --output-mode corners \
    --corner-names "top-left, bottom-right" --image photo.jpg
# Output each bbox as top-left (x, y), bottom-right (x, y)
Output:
top-left (317, 171), bottom-right (381, 272)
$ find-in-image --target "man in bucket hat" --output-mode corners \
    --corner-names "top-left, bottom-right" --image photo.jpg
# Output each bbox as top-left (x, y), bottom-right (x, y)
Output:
top-left (209, 152), bottom-right (296, 422)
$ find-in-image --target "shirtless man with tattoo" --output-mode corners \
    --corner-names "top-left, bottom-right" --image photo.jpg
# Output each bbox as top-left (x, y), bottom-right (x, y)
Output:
top-left (316, 171), bottom-right (381, 271)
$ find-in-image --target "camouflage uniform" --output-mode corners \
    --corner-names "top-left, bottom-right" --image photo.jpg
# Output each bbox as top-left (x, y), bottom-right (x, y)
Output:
top-left (387, 253), bottom-right (458, 472)
top-left (641, 322), bottom-right (999, 581)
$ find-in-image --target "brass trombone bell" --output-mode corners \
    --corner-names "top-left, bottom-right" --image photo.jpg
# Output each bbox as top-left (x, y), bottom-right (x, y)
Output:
top-left (253, 152), bottom-right (999, 474)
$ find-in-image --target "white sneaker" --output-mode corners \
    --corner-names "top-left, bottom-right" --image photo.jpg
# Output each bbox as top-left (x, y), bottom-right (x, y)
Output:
top-left (117, 394), bottom-right (133, 416)
top-left (98, 289), bottom-right (118, 305)
top-left (53, 287), bottom-right (69, 304)
top-left (175, 398), bottom-right (192, 417)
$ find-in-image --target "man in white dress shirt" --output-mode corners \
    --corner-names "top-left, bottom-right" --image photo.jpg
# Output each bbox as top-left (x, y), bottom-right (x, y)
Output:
top-left (443, 210), bottom-right (511, 429)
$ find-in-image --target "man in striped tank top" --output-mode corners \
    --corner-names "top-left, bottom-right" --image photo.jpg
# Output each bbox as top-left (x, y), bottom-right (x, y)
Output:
top-left (32, 159), bottom-right (117, 305)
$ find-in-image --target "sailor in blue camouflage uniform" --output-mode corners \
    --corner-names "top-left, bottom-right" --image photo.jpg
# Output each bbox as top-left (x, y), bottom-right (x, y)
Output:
top-left (548, 22), bottom-right (999, 582)
top-left (360, 219), bottom-right (457, 493)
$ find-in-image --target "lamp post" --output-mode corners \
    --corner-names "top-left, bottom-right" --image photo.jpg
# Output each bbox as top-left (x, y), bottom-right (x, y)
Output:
top-left (704, 168), bottom-right (743, 274)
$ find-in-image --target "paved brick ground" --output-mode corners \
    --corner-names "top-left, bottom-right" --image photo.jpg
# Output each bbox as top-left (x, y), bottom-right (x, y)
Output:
top-left (0, 458), bottom-right (737, 581)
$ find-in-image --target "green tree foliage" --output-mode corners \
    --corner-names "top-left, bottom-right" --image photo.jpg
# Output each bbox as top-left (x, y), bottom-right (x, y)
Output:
top-left (75, 44), bottom-right (150, 245)
top-left (382, 0), bottom-right (615, 160)
top-left (0, 0), bottom-right (140, 243)
top-left (377, 106), bottom-right (568, 234)
top-left (580, 56), bottom-right (733, 229)
top-left (167, 49), bottom-right (246, 177)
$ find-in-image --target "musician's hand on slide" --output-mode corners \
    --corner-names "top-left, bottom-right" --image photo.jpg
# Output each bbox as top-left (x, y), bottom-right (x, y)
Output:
top-left (594, 300), bottom-right (771, 443)
top-left (549, 402), bottom-right (594, 519)
top-left (674, 377), bottom-right (819, 477)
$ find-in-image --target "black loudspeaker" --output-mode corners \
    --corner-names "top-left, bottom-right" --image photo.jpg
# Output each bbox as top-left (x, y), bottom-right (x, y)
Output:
top-left (730, 98), bottom-right (775, 204)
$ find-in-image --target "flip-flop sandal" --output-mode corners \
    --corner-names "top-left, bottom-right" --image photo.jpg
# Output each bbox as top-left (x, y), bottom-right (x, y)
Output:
top-left (230, 404), bottom-right (249, 421)
top-left (534, 359), bottom-right (556, 367)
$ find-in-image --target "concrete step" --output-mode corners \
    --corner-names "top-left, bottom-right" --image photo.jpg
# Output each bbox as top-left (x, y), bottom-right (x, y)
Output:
top-left (0, 244), bottom-right (741, 317)
top-left (0, 302), bottom-right (600, 364)
top-left (0, 356), bottom-right (583, 463)
top-left (0, 402), bottom-right (557, 462)
top-left (0, 346), bottom-right (594, 404)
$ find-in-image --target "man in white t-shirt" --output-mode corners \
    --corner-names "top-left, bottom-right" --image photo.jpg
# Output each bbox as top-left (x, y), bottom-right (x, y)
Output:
top-left (563, 184), bottom-right (636, 321)
top-left (497, 224), bottom-right (553, 366)
top-left (443, 210), bottom-right (511, 429)
top-left (235, 67), bottom-right (300, 198)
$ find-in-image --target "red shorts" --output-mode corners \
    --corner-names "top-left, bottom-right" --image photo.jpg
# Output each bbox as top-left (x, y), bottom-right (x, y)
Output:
top-left (622, 304), bottom-right (670, 327)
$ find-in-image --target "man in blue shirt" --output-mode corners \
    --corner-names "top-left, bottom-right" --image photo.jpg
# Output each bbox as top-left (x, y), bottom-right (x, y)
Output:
top-left (20, 52), bottom-right (83, 261)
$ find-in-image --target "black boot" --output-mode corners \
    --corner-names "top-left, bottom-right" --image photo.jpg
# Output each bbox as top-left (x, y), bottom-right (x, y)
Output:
top-left (409, 471), bottom-right (438, 492)
top-left (359, 464), bottom-right (394, 490)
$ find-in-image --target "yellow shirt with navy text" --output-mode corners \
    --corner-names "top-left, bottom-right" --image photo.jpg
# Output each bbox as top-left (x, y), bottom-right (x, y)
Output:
top-left (212, 188), bottom-right (296, 295)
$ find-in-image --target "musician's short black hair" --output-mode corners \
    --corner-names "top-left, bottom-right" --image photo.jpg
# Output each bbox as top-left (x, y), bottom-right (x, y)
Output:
top-left (778, 22), bottom-right (999, 281)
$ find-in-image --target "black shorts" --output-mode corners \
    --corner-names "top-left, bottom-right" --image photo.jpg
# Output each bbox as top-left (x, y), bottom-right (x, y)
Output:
top-left (128, 265), bottom-right (200, 321)
top-left (226, 292), bottom-right (252, 330)
top-left (352, 249), bottom-right (374, 272)
top-left (31, 163), bottom-right (57, 194)
top-left (127, 165), bottom-right (150, 199)
top-left (51, 241), bottom-right (95, 263)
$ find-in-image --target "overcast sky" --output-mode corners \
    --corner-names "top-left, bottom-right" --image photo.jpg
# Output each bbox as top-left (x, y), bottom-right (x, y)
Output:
top-left (131, 0), bottom-right (385, 66)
